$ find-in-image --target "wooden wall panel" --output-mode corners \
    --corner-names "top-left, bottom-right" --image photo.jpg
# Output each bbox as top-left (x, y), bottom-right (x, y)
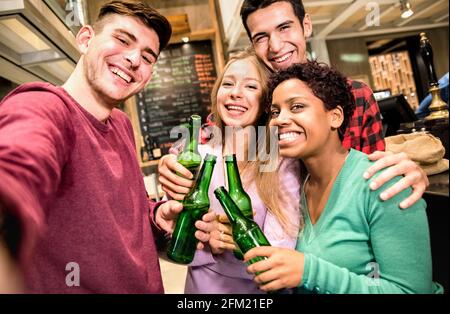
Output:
top-left (326, 37), bottom-right (374, 88)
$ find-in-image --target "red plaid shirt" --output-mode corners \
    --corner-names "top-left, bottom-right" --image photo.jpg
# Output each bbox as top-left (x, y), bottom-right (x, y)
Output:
top-left (342, 80), bottom-right (385, 154)
top-left (203, 80), bottom-right (385, 154)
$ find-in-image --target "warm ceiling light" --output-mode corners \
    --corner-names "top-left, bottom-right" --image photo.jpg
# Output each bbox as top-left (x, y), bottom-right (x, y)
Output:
top-left (400, 0), bottom-right (414, 19)
top-left (181, 37), bottom-right (190, 43)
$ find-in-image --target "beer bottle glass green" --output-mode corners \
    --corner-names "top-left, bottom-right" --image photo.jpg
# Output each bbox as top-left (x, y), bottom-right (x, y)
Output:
top-left (177, 114), bottom-right (202, 180)
top-left (167, 154), bottom-right (217, 264)
top-left (225, 154), bottom-right (253, 260)
top-left (214, 186), bottom-right (270, 266)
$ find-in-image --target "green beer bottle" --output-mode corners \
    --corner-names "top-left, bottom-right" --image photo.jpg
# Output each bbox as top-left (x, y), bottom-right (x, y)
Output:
top-left (167, 154), bottom-right (217, 264)
top-left (225, 154), bottom-right (253, 260)
top-left (177, 115), bottom-right (202, 180)
top-left (214, 186), bottom-right (271, 266)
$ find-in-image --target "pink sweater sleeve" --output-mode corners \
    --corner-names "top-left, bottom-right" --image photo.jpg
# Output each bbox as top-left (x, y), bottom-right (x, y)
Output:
top-left (148, 199), bottom-right (168, 242)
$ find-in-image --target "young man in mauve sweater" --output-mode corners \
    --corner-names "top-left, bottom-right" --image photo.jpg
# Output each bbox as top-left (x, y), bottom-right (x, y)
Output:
top-left (0, 1), bottom-right (187, 293)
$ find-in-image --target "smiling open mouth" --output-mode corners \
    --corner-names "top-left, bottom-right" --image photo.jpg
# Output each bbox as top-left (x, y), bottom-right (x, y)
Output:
top-left (110, 66), bottom-right (132, 83)
top-left (271, 52), bottom-right (293, 64)
top-left (225, 105), bottom-right (248, 113)
top-left (279, 131), bottom-right (303, 142)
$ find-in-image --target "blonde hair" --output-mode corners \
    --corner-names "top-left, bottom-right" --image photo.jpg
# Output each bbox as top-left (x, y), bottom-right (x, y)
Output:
top-left (210, 47), bottom-right (296, 236)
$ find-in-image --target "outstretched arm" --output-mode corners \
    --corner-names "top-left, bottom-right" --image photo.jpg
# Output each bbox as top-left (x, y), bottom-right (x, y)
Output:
top-left (0, 91), bottom-right (73, 267)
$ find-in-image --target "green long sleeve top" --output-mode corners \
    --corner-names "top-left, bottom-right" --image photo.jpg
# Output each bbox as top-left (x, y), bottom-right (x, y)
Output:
top-left (296, 149), bottom-right (442, 294)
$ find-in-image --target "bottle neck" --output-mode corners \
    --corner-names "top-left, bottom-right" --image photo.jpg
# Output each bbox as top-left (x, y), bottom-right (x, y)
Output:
top-left (214, 188), bottom-right (246, 225)
top-left (184, 117), bottom-right (200, 154)
top-left (194, 160), bottom-right (215, 194)
top-left (226, 159), bottom-right (244, 193)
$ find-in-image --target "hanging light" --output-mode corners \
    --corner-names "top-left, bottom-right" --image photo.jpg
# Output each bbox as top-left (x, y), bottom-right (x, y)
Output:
top-left (400, 0), bottom-right (414, 19)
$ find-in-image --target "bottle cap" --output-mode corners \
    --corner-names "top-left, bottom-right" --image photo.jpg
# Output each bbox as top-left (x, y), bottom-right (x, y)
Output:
top-left (224, 154), bottom-right (236, 162)
top-left (204, 153), bottom-right (217, 162)
top-left (214, 186), bottom-right (227, 196)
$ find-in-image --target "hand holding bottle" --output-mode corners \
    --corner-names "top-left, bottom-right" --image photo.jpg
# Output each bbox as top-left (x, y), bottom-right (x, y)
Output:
top-left (211, 212), bottom-right (257, 255)
top-left (193, 210), bottom-right (216, 250)
top-left (158, 154), bottom-right (194, 200)
top-left (244, 247), bottom-right (305, 292)
top-left (155, 200), bottom-right (184, 234)
top-left (208, 218), bottom-right (236, 255)
top-left (167, 154), bottom-right (217, 264)
top-left (190, 211), bottom-right (236, 253)
top-left (155, 201), bottom-right (217, 251)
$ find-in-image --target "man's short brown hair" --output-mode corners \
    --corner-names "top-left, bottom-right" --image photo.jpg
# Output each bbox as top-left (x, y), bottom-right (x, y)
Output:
top-left (94, 0), bottom-right (172, 52)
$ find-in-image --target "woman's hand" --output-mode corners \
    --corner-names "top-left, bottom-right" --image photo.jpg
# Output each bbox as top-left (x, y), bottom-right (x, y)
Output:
top-left (207, 215), bottom-right (236, 255)
top-left (158, 154), bottom-right (194, 200)
top-left (365, 151), bottom-right (429, 209)
top-left (245, 247), bottom-right (304, 292)
top-left (194, 211), bottom-right (217, 250)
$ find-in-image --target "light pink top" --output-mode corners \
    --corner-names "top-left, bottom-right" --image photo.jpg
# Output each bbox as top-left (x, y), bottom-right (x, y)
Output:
top-left (180, 142), bottom-right (302, 293)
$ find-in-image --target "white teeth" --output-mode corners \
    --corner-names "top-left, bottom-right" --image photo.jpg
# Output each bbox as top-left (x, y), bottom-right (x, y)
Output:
top-left (110, 67), bottom-right (132, 83)
top-left (273, 52), bottom-right (292, 63)
top-left (279, 132), bottom-right (301, 141)
top-left (226, 105), bottom-right (247, 112)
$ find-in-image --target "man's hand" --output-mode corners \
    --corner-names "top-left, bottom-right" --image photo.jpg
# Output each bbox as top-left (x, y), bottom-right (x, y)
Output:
top-left (155, 200), bottom-right (184, 234)
top-left (0, 207), bottom-right (23, 293)
top-left (245, 247), bottom-right (304, 292)
top-left (155, 202), bottom-right (217, 250)
top-left (364, 151), bottom-right (429, 209)
top-left (158, 154), bottom-right (194, 200)
top-left (0, 239), bottom-right (23, 293)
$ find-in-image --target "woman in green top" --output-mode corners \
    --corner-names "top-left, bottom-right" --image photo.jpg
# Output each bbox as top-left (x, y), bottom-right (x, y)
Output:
top-left (245, 61), bottom-right (443, 294)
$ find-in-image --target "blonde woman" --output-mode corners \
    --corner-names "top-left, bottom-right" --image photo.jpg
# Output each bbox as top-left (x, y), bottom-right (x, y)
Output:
top-left (158, 48), bottom-right (301, 293)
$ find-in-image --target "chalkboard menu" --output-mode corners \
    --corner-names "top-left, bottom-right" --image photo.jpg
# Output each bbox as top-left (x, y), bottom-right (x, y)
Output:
top-left (136, 40), bottom-right (217, 157)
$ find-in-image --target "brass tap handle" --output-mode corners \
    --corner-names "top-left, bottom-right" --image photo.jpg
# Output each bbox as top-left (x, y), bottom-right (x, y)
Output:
top-left (419, 33), bottom-right (449, 121)
top-left (419, 32), bottom-right (438, 86)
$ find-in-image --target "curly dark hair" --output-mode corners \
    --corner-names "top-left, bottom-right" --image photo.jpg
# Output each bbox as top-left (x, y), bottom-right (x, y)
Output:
top-left (266, 61), bottom-right (355, 140)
